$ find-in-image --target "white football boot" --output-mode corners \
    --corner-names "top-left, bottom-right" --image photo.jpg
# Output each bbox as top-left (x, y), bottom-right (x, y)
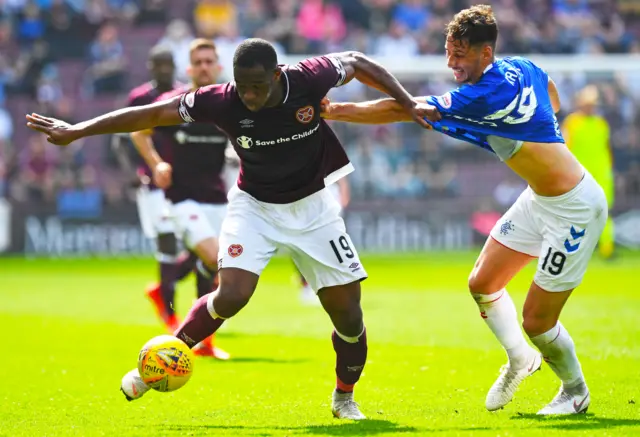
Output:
top-left (486, 349), bottom-right (543, 411)
top-left (120, 369), bottom-right (151, 401)
top-left (331, 390), bottom-right (366, 420)
top-left (537, 382), bottom-right (590, 415)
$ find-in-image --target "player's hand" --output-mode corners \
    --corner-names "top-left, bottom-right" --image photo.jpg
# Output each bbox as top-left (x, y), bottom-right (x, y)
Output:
top-left (153, 162), bottom-right (173, 189)
top-left (320, 96), bottom-right (333, 119)
top-left (25, 113), bottom-right (80, 146)
top-left (411, 102), bottom-right (440, 127)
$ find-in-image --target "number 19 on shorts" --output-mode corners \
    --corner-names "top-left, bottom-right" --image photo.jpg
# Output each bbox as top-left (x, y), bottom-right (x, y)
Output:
top-left (330, 236), bottom-right (354, 264)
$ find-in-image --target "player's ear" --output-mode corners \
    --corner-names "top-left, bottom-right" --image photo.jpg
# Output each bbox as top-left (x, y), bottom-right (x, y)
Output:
top-left (186, 65), bottom-right (192, 78)
top-left (273, 68), bottom-right (281, 80)
top-left (483, 44), bottom-right (493, 61)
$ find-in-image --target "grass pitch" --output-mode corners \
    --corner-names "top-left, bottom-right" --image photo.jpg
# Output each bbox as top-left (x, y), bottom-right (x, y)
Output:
top-left (1, 252), bottom-right (639, 436)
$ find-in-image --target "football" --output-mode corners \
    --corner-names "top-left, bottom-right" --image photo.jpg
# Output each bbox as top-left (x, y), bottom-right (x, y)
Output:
top-left (137, 335), bottom-right (194, 392)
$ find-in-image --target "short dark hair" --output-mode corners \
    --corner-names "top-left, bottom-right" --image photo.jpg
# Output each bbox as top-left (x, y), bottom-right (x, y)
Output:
top-left (446, 5), bottom-right (498, 49)
top-left (148, 44), bottom-right (173, 63)
top-left (233, 38), bottom-right (278, 71)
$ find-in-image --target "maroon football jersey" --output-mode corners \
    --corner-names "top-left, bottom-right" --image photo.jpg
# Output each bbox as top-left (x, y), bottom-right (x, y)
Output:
top-left (176, 56), bottom-right (353, 204)
top-left (154, 87), bottom-right (229, 205)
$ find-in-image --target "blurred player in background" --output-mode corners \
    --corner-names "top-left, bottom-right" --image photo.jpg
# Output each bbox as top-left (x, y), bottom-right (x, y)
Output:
top-left (112, 45), bottom-right (199, 326)
top-left (563, 85), bottom-right (615, 259)
top-left (299, 176), bottom-right (350, 305)
top-left (322, 5), bottom-right (606, 415)
top-left (26, 38), bottom-right (426, 419)
top-left (130, 39), bottom-right (230, 360)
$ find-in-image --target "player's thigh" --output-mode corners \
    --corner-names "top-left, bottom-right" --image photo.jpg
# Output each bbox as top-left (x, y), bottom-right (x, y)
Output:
top-left (472, 190), bottom-right (540, 294)
top-left (288, 216), bottom-right (367, 295)
top-left (532, 176), bottom-right (608, 294)
top-left (318, 280), bottom-right (363, 337)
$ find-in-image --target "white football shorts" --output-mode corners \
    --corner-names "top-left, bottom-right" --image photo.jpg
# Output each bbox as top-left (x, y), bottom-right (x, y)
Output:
top-left (173, 200), bottom-right (227, 249)
top-left (490, 171), bottom-right (608, 292)
top-left (218, 185), bottom-right (367, 293)
top-left (136, 186), bottom-right (174, 238)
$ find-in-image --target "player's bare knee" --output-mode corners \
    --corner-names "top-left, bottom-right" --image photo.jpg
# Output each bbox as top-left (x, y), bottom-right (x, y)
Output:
top-left (194, 238), bottom-right (219, 270)
top-left (468, 269), bottom-right (495, 295)
top-left (319, 283), bottom-right (363, 337)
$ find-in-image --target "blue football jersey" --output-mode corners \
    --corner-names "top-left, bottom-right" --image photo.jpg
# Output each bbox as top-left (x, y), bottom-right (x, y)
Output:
top-left (424, 57), bottom-right (564, 156)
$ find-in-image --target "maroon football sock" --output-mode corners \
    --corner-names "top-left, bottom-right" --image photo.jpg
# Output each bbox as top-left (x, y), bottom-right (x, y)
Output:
top-left (159, 262), bottom-right (177, 316)
top-left (332, 328), bottom-right (367, 393)
top-left (196, 269), bottom-right (216, 298)
top-left (174, 295), bottom-right (224, 348)
top-left (175, 251), bottom-right (198, 282)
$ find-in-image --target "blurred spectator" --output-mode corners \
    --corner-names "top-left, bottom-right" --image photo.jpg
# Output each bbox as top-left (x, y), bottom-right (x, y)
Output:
top-left (0, 103), bottom-right (12, 143)
top-left (135, 0), bottom-right (167, 25)
top-left (263, 0), bottom-right (298, 53)
top-left (36, 64), bottom-right (63, 106)
top-left (296, 0), bottom-right (347, 53)
top-left (157, 19), bottom-right (194, 83)
top-left (17, 2), bottom-right (46, 45)
top-left (11, 39), bottom-right (52, 97)
top-left (238, 0), bottom-right (268, 39)
top-left (393, 0), bottom-right (430, 33)
top-left (46, 0), bottom-right (87, 59)
top-left (85, 22), bottom-right (127, 95)
top-left (375, 20), bottom-right (419, 57)
top-left (194, 0), bottom-right (237, 39)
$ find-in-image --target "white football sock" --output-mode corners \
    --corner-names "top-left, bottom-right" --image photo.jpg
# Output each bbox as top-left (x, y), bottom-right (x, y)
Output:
top-left (473, 289), bottom-right (531, 368)
top-left (530, 322), bottom-right (585, 389)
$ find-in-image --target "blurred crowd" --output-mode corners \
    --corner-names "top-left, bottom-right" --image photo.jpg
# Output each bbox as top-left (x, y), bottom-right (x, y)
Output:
top-left (0, 0), bottom-right (639, 211)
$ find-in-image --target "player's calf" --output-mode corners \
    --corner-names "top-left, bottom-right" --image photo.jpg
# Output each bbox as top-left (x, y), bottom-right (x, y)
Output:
top-left (319, 281), bottom-right (367, 420)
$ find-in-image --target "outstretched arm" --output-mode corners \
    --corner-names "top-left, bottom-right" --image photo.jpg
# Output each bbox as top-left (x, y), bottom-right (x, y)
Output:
top-left (26, 96), bottom-right (184, 146)
top-left (331, 52), bottom-right (431, 128)
top-left (321, 97), bottom-right (440, 125)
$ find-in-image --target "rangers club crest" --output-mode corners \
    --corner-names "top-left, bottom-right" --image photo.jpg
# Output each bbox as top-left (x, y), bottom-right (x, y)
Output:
top-left (228, 244), bottom-right (243, 258)
top-left (296, 106), bottom-right (314, 124)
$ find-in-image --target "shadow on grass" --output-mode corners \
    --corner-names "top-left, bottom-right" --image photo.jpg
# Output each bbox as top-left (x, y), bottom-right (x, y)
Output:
top-left (202, 356), bottom-right (311, 365)
top-left (157, 420), bottom-right (418, 436)
top-left (511, 412), bottom-right (640, 431)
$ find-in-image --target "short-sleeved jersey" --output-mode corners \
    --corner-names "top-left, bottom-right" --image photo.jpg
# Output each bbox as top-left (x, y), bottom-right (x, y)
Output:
top-left (424, 57), bottom-right (564, 156)
top-left (176, 56), bottom-right (352, 204)
top-left (154, 86), bottom-right (229, 205)
top-left (126, 81), bottom-right (183, 179)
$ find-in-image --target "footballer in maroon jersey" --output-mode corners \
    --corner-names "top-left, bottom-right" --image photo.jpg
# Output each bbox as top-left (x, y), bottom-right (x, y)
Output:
top-left (130, 39), bottom-right (230, 360)
top-left (26, 38), bottom-right (426, 419)
top-left (111, 45), bottom-right (199, 336)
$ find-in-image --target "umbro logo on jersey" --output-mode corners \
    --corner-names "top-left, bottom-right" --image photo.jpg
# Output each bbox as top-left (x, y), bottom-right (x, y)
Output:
top-left (239, 119), bottom-right (254, 128)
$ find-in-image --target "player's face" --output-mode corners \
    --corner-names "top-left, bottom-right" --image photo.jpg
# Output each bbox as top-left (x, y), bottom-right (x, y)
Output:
top-left (234, 65), bottom-right (279, 112)
top-left (445, 37), bottom-right (490, 84)
top-left (189, 48), bottom-right (220, 87)
top-left (151, 58), bottom-right (175, 87)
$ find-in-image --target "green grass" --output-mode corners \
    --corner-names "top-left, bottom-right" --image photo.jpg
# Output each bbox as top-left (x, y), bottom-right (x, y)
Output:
top-left (0, 252), bottom-right (639, 436)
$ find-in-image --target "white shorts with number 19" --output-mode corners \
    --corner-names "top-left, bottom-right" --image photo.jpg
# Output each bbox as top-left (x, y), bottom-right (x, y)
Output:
top-left (218, 185), bottom-right (367, 292)
top-left (490, 171), bottom-right (607, 292)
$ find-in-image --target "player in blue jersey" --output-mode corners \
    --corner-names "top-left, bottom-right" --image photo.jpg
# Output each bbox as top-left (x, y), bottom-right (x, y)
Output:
top-left (321, 5), bottom-right (606, 416)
